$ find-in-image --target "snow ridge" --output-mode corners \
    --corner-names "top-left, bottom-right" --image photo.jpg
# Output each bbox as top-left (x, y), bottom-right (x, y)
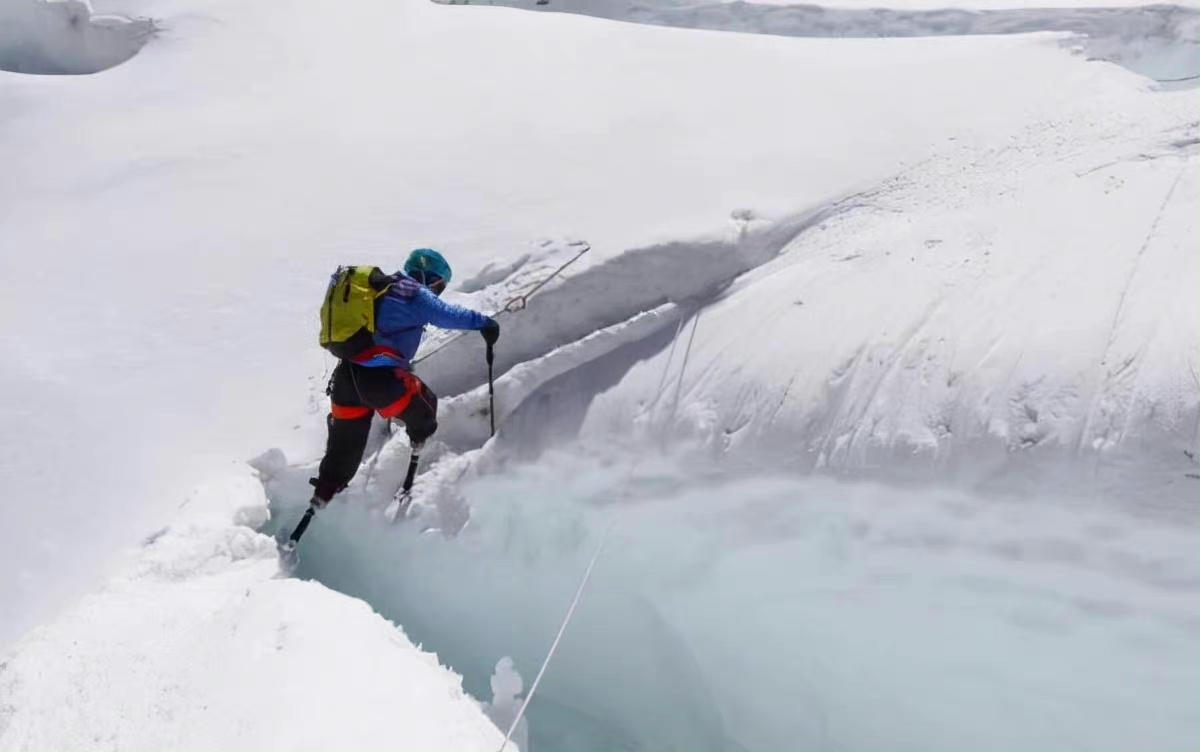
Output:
top-left (420, 201), bottom-right (853, 398)
top-left (576, 101), bottom-right (1200, 502)
top-left (385, 107), bottom-right (1200, 497)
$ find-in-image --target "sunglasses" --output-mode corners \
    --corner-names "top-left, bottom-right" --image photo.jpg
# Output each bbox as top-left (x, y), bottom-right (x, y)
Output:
top-left (409, 270), bottom-right (447, 295)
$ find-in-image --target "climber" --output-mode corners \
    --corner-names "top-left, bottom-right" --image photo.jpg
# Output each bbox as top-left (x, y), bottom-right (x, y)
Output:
top-left (309, 248), bottom-right (499, 508)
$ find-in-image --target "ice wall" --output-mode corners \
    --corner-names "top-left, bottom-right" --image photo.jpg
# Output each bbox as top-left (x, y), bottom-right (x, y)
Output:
top-left (265, 449), bottom-right (1200, 752)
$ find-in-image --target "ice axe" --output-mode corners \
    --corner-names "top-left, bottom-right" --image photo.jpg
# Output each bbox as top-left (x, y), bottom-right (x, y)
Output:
top-left (282, 505), bottom-right (315, 554)
top-left (486, 341), bottom-right (496, 438)
top-left (280, 501), bottom-right (318, 569)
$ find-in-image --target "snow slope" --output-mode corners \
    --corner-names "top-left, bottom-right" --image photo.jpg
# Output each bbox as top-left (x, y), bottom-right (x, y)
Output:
top-left (581, 86), bottom-right (1200, 495)
top-left (0, 465), bottom-right (511, 752)
top-left (406, 78), bottom-right (1200, 499)
top-left (5, 0), bottom-right (1173, 646)
top-left (2, 0), bottom-right (1198, 747)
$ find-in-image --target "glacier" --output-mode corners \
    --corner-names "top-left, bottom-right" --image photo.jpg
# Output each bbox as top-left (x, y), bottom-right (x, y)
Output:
top-left (1, 0), bottom-right (1197, 749)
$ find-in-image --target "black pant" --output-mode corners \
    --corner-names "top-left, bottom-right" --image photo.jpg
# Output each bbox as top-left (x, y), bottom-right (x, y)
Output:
top-left (312, 361), bottom-right (437, 502)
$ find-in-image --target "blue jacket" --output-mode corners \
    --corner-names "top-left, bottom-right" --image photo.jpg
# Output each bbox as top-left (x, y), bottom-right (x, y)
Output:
top-left (354, 274), bottom-right (489, 368)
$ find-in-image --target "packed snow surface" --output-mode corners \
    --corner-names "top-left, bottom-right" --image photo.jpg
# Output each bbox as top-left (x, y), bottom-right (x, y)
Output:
top-left (0, 466), bottom-right (512, 752)
top-left (1, 0), bottom-right (1198, 748)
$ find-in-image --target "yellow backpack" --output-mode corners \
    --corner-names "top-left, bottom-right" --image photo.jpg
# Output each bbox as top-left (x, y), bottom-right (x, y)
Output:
top-left (319, 266), bottom-right (394, 360)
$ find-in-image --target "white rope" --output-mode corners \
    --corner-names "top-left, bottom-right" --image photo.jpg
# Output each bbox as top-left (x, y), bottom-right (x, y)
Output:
top-left (644, 313), bottom-right (687, 418)
top-left (495, 312), bottom-right (694, 751)
top-left (663, 312), bottom-right (701, 444)
top-left (498, 518), bottom-right (615, 752)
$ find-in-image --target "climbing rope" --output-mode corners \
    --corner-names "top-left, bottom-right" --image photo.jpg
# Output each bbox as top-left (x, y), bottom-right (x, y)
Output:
top-left (495, 310), bottom-right (700, 752)
top-left (498, 518), bottom-right (615, 751)
top-left (663, 312), bottom-right (701, 445)
top-left (414, 241), bottom-right (591, 366)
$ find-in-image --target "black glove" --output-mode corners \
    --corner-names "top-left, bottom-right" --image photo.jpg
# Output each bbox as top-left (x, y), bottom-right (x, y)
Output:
top-left (481, 317), bottom-right (500, 346)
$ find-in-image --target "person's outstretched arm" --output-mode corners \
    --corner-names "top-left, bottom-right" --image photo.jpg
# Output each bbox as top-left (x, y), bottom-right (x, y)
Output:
top-left (412, 286), bottom-right (491, 330)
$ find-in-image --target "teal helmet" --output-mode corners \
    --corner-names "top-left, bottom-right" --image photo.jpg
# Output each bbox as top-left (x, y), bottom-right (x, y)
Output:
top-left (404, 248), bottom-right (452, 287)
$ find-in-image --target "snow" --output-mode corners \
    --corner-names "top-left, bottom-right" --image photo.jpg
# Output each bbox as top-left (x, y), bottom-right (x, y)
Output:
top-left (581, 89), bottom-right (1200, 495)
top-left (1, 0), bottom-right (1198, 747)
top-left (7, 0), bottom-right (1161, 646)
top-left (482, 657), bottom-right (530, 752)
top-left (0, 464), bottom-right (511, 752)
top-left (474, 0), bottom-right (1200, 81)
top-left (0, 0), bottom-right (152, 74)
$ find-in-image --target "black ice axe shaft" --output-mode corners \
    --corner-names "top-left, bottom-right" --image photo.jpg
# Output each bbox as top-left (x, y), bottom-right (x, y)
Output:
top-left (284, 505), bottom-right (316, 552)
top-left (486, 342), bottom-right (496, 438)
